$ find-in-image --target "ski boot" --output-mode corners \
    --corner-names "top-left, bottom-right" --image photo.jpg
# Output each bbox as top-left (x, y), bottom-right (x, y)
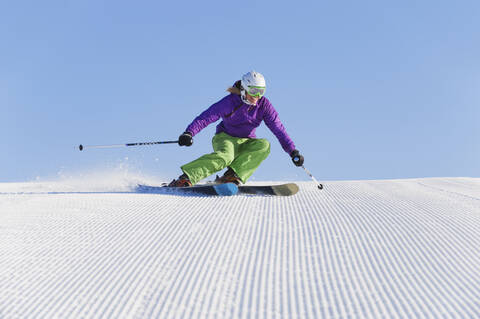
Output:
top-left (168, 173), bottom-right (193, 187)
top-left (215, 167), bottom-right (241, 185)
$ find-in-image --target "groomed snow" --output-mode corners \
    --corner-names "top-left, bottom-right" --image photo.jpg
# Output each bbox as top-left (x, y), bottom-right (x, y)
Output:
top-left (1, 177), bottom-right (479, 318)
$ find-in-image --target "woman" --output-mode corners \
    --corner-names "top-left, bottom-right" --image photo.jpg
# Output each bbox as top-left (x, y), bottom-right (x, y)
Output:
top-left (169, 71), bottom-right (304, 187)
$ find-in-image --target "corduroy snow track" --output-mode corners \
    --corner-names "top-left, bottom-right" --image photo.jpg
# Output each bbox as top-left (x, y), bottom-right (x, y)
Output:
top-left (0, 178), bottom-right (479, 318)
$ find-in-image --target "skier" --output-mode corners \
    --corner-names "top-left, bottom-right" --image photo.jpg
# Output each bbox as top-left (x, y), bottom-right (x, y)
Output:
top-left (168, 71), bottom-right (304, 187)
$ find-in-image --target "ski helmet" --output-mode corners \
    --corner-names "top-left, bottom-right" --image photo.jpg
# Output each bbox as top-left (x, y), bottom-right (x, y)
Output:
top-left (240, 71), bottom-right (266, 105)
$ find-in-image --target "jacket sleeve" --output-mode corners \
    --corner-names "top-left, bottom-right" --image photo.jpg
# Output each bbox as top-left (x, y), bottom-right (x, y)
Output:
top-left (185, 96), bottom-right (232, 136)
top-left (263, 101), bottom-right (296, 154)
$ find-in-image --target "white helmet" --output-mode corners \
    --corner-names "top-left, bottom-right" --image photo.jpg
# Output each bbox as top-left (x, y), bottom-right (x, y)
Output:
top-left (240, 71), bottom-right (266, 105)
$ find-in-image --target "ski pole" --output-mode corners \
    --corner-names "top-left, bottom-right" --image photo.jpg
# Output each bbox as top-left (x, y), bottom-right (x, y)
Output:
top-left (300, 165), bottom-right (324, 190)
top-left (78, 140), bottom-right (179, 151)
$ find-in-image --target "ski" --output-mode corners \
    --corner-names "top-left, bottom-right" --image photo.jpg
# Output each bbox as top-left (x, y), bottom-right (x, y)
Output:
top-left (136, 183), bottom-right (299, 196)
top-left (135, 183), bottom-right (238, 196)
top-left (237, 183), bottom-right (299, 196)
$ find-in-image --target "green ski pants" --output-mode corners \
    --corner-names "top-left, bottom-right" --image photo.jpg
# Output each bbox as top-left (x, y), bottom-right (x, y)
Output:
top-left (181, 132), bottom-right (270, 185)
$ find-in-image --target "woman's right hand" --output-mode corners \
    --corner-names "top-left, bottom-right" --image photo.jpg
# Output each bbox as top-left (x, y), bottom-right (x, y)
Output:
top-left (178, 132), bottom-right (193, 146)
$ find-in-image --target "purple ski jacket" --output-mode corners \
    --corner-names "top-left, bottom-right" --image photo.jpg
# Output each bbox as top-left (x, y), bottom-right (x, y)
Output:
top-left (185, 93), bottom-right (296, 154)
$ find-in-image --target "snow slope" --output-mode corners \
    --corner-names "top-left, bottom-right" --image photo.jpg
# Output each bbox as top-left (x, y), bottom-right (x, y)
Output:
top-left (1, 177), bottom-right (479, 318)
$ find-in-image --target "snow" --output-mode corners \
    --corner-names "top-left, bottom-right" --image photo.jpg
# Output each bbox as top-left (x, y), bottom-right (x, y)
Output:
top-left (1, 177), bottom-right (479, 318)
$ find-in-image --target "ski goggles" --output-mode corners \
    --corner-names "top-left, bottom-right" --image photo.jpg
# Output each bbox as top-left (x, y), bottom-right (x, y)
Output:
top-left (246, 86), bottom-right (266, 97)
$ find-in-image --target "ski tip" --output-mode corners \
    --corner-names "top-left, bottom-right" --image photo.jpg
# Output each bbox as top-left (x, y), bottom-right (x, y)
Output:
top-left (273, 183), bottom-right (300, 196)
top-left (213, 183), bottom-right (238, 196)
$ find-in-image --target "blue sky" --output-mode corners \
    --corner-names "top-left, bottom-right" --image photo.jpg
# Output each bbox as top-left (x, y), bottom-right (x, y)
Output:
top-left (1, 0), bottom-right (479, 182)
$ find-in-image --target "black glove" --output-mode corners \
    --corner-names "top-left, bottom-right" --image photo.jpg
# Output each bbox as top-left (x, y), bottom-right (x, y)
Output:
top-left (178, 132), bottom-right (193, 146)
top-left (290, 149), bottom-right (304, 167)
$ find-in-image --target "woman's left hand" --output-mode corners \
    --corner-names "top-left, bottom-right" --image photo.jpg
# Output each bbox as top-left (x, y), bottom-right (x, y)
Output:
top-left (290, 150), bottom-right (304, 166)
